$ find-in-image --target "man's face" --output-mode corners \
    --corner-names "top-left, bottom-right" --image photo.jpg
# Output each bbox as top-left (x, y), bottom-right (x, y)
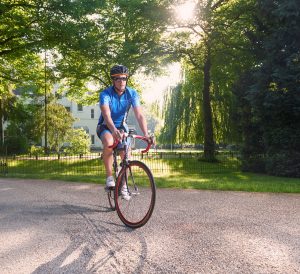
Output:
top-left (112, 74), bottom-right (128, 92)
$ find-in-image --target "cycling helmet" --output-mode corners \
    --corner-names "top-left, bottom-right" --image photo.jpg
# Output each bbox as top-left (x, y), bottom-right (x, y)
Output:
top-left (110, 65), bottom-right (129, 77)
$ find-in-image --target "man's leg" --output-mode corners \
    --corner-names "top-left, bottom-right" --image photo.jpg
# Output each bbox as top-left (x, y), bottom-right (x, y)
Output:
top-left (101, 132), bottom-right (114, 179)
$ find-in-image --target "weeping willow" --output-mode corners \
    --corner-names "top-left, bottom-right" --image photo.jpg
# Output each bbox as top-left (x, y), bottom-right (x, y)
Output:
top-left (158, 65), bottom-right (238, 146)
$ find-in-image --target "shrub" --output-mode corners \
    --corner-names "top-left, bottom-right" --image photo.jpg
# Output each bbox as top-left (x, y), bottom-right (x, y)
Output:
top-left (63, 128), bottom-right (91, 155)
top-left (29, 145), bottom-right (44, 156)
top-left (265, 152), bottom-right (300, 178)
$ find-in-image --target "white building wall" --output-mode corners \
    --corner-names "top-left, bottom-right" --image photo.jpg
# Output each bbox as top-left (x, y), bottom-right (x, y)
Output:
top-left (57, 97), bottom-right (103, 149)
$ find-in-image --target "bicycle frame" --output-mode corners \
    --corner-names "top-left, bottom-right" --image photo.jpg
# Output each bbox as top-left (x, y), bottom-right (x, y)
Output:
top-left (111, 132), bottom-right (151, 187)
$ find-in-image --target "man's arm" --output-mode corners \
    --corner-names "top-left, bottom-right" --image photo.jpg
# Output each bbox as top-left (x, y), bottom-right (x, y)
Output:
top-left (133, 106), bottom-right (149, 137)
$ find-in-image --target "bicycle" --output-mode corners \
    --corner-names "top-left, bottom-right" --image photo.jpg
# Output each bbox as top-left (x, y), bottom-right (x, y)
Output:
top-left (106, 129), bottom-right (156, 228)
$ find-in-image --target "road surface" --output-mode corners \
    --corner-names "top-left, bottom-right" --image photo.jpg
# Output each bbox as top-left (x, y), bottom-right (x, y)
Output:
top-left (0, 178), bottom-right (299, 273)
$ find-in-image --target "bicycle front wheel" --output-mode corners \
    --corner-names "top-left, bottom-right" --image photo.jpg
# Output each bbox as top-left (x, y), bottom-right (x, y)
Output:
top-left (115, 160), bottom-right (156, 228)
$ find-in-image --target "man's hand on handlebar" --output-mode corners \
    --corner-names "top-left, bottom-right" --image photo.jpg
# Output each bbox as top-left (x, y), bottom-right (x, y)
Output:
top-left (112, 129), bottom-right (124, 141)
top-left (145, 134), bottom-right (156, 146)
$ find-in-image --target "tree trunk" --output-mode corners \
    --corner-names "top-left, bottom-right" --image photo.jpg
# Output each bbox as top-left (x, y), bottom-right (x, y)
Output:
top-left (202, 45), bottom-right (215, 161)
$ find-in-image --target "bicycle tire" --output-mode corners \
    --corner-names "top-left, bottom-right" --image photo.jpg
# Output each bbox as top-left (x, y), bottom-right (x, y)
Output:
top-left (107, 188), bottom-right (116, 211)
top-left (107, 156), bottom-right (119, 211)
top-left (115, 160), bottom-right (156, 228)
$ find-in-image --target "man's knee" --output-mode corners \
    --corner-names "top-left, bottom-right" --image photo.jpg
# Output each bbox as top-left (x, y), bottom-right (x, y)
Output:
top-left (101, 133), bottom-right (114, 148)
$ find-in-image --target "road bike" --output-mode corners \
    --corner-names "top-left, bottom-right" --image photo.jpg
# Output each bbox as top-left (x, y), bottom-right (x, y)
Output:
top-left (106, 129), bottom-right (156, 228)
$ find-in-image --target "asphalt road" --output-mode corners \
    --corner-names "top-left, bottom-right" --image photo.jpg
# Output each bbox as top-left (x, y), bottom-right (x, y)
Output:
top-left (0, 178), bottom-right (299, 274)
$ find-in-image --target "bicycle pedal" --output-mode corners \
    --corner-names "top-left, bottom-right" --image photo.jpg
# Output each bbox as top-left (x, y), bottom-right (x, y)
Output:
top-left (105, 186), bottom-right (115, 193)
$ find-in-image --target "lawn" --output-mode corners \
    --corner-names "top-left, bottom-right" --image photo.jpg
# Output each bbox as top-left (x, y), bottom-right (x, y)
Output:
top-left (1, 155), bottom-right (300, 193)
top-left (155, 171), bottom-right (300, 193)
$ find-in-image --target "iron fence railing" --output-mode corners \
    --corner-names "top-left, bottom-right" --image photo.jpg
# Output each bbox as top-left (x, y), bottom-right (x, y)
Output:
top-left (0, 151), bottom-right (241, 178)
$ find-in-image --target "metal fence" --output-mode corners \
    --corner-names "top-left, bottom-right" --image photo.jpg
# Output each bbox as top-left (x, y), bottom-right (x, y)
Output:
top-left (0, 150), bottom-right (241, 179)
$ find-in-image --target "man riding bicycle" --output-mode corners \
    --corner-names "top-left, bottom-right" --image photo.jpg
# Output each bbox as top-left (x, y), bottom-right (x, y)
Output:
top-left (96, 64), bottom-right (152, 200)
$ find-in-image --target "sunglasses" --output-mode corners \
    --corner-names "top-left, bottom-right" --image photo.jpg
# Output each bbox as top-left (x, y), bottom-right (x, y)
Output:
top-left (113, 77), bottom-right (128, 82)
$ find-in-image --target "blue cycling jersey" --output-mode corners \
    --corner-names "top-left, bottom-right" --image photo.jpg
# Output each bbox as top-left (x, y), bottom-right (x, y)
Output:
top-left (98, 86), bottom-right (140, 128)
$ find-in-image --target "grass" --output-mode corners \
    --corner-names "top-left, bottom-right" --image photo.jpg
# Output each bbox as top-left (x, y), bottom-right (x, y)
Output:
top-left (155, 172), bottom-right (300, 193)
top-left (1, 155), bottom-right (300, 193)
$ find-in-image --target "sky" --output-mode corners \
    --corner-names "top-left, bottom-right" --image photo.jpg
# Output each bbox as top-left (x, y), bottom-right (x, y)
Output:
top-left (138, 62), bottom-right (182, 104)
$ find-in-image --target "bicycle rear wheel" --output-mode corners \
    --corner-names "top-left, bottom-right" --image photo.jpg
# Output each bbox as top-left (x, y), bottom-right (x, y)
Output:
top-left (107, 188), bottom-right (115, 210)
top-left (115, 160), bottom-right (156, 228)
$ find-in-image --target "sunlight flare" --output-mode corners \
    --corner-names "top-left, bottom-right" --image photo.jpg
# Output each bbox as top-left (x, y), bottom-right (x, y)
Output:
top-left (174, 1), bottom-right (196, 22)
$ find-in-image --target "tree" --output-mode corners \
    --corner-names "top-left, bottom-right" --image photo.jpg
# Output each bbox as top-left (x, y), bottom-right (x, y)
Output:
top-left (0, 52), bottom-right (46, 145)
top-left (3, 97), bottom-right (42, 153)
top-left (0, 0), bottom-right (105, 57)
top-left (160, 0), bottom-right (256, 159)
top-left (160, 67), bottom-right (207, 145)
top-left (1, 0), bottom-right (174, 156)
top-left (235, 0), bottom-right (300, 177)
top-left (53, 0), bottom-right (171, 103)
top-left (176, 0), bottom-right (231, 160)
top-left (0, 0), bottom-right (108, 151)
top-left (64, 128), bottom-right (91, 155)
top-left (0, 0), bottom-right (106, 106)
top-left (0, 88), bottom-right (15, 146)
top-left (34, 102), bottom-right (75, 153)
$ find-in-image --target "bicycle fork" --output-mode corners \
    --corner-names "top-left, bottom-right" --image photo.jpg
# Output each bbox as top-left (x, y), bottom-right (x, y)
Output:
top-left (121, 165), bottom-right (140, 196)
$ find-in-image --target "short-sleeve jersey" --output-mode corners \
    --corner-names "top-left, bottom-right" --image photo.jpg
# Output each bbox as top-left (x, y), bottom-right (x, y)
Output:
top-left (98, 86), bottom-right (140, 128)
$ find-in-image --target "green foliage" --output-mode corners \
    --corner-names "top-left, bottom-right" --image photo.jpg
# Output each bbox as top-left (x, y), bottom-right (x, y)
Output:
top-left (1, 0), bottom-right (299, 177)
top-left (159, 0), bottom-right (256, 155)
top-left (0, 0), bottom-right (105, 57)
top-left (4, 123), bottom-right (29, 154)
top-left (64, 128), bottom-right (91, 155)
top-left (52, 0), bottom-right (171, 102)
top-left (33, 102), bottom-right (75, 153)
top-left (160, 0), bottom-right (300, 177)
top-left (158, 70), bottom-right (204, 145)
top-left (3, 98), bottom-right (42, 153)
top-left (0, 0), bottom-right (106, 105)
top-left (29, 145), bottom-right (44, 156)
top-left (0, 52), bottom-right (50, 146)
top-left (265, 152), bottom-right (300, 177)
top-left (234, 0), bottom-right (300, 177)
top-left (47, 103), bottom-right (75, 153)
top-left (1, 0), bottom-right (171, 156)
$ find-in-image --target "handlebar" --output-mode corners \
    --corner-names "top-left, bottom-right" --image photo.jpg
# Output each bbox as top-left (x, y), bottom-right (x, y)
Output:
top-left (108, 133), bottom-right (153, 153)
